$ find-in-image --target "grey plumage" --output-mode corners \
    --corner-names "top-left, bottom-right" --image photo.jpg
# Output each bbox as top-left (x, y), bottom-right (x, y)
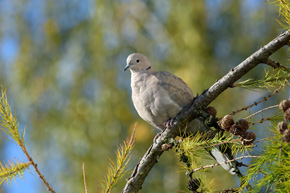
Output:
top-left (125, 53), bottom-right (236, 175)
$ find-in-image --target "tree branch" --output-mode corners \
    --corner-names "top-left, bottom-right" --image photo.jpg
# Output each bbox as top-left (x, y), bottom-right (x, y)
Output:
top-left (191, 155), bottom-right (260, 173)
top-left (122, 30), bottom-right (290, 193)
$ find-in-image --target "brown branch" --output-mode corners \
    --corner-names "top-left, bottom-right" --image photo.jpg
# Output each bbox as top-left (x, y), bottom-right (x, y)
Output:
top-left (122, 31), bottom-right (290, 193)
top-left (231, 84), bottom-right (283, 116)
top-left (279, 138), bottom-right (283, 165)
top-left (191, 155), bottom-right (260, 173)
top-left (245, 104), bottom-right (279, 120)
top-left (253, 136), bottom-right (273, 144)
top-left (20, 143), bottom-right (56, 193)
top-left (83, 163), bottom-right (88, 193)
top-left (249, 117), bottom-right (272, 125)
top-left (266, 58), bottom-right (281, 68)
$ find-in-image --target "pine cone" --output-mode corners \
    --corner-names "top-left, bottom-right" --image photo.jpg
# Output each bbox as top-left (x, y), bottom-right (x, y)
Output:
top-left (240, 132), bottom-right (256, 145)
top-left (220, 115), bottom-right (234, 131)
top-left (187, 178), bottom-right (200, 192)
top-left (243, 131), bottom-right (256, 141)
top-left (284, 108), bottom-right (290, 121)
top-left (236, 119), bottom-right (249, 132)
top-left (277, 121), bottom-right (288, 134)
top-left (206, 106), bottom-right (217, 116)
top-left (282, 129), bottom-right (290, 142)
top-left (230, 124), bottom-right (244, 136)
top-left (179, 153), bottom-right (189, 163)
top-left (279, 99), bottom-right (290, 112)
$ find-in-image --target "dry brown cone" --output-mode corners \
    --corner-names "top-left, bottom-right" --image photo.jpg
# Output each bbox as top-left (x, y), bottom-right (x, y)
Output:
top-left (277, 121), bottom-right (288, 134)
top-left (284, 108), bottom-right (290, 121)
top-left (282, 129), bottom-right (290, 143)
top-left (240, 131), bottom-right (256, 145)
top-left (187, 178), bottom-right (200, 192)
top-left (206, 106), bottom-right (217, 116)
top-left (279, 99), bottom-right (290, 112)
top-left (220, 115), bottom-right (234, 131)
top-left (236, 119), bottom-right (249, 132)
top-left (230, 124), bottom-right (244, 136)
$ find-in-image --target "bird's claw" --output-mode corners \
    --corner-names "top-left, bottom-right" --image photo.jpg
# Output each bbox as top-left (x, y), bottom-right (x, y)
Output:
top-left (164, 118), bottom-right (174, 128)
top-left (153, 132), bottom-right (163, 143)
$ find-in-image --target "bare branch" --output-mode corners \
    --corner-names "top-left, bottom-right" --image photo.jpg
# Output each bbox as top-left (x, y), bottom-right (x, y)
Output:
top-left (122, 31), bottom-right (290, 193)
top-left (231, 83), bottom-right (283, 116)
top-left (20, 144), bottom-right (56, 193)
top-left (266, 58), bottom-right (281, 68)
top-left (245, 104), bottom-right (279, 120)
top-left (249, 117), bottom-right (272, 125)
top-left (191, 155), bottom-right (260, 173)
top-left (83, 163), bottom-right (88, 193)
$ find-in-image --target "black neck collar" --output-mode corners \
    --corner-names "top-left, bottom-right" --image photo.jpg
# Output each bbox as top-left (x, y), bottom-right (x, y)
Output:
top-left (146, 66), bottom-right (151, 70)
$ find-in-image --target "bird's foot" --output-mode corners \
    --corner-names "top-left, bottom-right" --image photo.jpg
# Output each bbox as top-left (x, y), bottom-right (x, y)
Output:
top-left (153, 132), bottom-right (163, 143)
top-left (164, 118), bottom-right (174, 128)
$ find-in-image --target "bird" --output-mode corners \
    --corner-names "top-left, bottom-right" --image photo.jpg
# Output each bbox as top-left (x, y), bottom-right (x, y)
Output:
top-left (124, 53), bottom-right (238, 175)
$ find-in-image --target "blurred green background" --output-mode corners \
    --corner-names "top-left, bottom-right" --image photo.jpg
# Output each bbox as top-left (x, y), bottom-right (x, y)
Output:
top-left (0, 0), bottom-right (289, 193)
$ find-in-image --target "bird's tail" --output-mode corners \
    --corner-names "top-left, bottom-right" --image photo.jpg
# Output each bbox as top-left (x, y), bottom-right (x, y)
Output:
top-left (209, 147), bottom-right (237, 175)
top-left (187, 118), bottom-right (243, 176)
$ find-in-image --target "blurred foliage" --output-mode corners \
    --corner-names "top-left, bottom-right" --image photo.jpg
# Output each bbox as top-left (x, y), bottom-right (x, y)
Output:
top-left (0, 0), bottom-right (289, 192)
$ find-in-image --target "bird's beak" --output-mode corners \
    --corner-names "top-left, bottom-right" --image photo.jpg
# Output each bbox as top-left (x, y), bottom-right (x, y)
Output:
top-left (124, 64), bottom-right (130, 71)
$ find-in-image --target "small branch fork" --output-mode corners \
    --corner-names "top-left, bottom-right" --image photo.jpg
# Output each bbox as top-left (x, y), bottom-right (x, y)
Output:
top-left (230, 84), bottom-right (284, 116)
top-left (245, 104), bottom-right (279, 120)
top-left (19, 143), bottom-right (56, 193)
top-left (191, 155), bottom-right (260, 173)
top-left (122, 31), bottom-right (290, 193)
top-left (249, 117), bottom-right (272, 126)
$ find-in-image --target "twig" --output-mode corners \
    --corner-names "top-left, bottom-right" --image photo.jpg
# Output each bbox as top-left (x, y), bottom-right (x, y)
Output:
top-left (188, 139), bottom-right (240, 151)
top-left (245, 104), bottom-right (279, 120)
top-left (231, 84), bottom-right (283, 116)
top-left (0, 90), bottom-right (56, 192)
top-left (266, 58), bottom-right (280, 68)
top-left (191, 155), bottom-right (260, 173)
top-left (20, 144), bottom-right (56, 193)
top-left (219, 188), bottom-right (238, 193)
top-left (279, 138), bottom-right (283, 165)
top-left (280, 64), bottom-right (290, 72)
top-left (258, 169), bottom-right (267, 176)
top-left (249, 117), bottom-right (272, 125)
top-left (253, 136), bottom-right (273, 144)
top-left (236, 162), bottom-right (249, 168)
top-left (122, 31), bottom-right (290, 193)
top-left (83, 163), bottom-right (88, 193)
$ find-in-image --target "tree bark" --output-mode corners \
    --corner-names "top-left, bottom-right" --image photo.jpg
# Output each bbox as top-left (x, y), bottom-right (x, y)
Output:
top-left (122, 30), bottom-right (290, 193)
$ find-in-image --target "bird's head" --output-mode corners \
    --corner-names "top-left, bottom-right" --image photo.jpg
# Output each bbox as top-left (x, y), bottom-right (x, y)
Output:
top-left (124, 53), bottom-right (152, 72)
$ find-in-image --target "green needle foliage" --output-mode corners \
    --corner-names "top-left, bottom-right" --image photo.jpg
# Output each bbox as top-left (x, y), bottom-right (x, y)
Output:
top-left (240, 121), bottom-right (290, 192)
top-left (269, 0), bottom-right (290, 29)
top-left (99, 125), bottom-right (136, 193)
top-left (0, 160), bottom-right (31, 185)
top-left (0, 88), bottom-right (55, 192)
top-left (178, 132), bottom-right (252, 171)
top-left (0, 89), bottom-right (31, 185)
top-left (235, 67), bottom-right (290, 89)
top-left (0, 89), bottom-right (25, 145)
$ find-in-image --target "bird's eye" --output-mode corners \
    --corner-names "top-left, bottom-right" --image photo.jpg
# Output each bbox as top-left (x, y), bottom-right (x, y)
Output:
top-left (136, 59), bottom-right (140, 63)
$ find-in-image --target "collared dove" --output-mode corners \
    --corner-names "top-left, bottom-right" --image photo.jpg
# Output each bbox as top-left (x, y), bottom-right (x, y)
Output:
top-left (124, 53), bottom-right (238, 175)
